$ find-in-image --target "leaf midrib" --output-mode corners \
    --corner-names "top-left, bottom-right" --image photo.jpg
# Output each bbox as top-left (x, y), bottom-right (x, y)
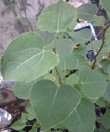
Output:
top-left (5, 50), bottom-right (45, 78)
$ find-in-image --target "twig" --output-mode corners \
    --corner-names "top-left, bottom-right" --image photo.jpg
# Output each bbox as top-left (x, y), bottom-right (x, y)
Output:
top-left (92, 24), bottom-right (110, 69)
top-left (95, 15), bottom-right (105, 29)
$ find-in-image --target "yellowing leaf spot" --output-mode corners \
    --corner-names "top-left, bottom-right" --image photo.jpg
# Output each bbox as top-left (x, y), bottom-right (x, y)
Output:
top-left (74, 45), bottom-right (80, 49)
top-left (87, 61), bottom-right (92, 66)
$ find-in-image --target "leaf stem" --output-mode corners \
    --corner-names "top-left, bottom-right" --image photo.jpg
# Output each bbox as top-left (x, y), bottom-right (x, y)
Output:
top-left (53, 33), bottom-right (63, 85)
top-left (95, 15), bottom-right (105, 29)
top-left (55, 66), bottom-right (62, 85)
top-left (92, 24), bottom-right (110, 69)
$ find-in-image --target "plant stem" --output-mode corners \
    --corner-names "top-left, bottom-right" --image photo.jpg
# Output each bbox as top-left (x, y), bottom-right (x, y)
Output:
top-left (95, 15), bottom-right (105, 29)
top-left (55, 66), bottom-right (62, 85)
top-left (53, 33), bottom-right (62, 85)
top-left (92, 24), bottom-right (110, 69)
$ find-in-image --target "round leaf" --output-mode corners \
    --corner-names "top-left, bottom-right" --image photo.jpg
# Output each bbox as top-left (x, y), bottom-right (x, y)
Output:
top-left (1, 32), bottom-right (59, 82)
top-left (79, 66), bottom-right (107, 99)
top-left (63, 99), bottom-right (95, 132)
top-left (37, 0), bottom-right (77, 32)
top-left (30, 80), bottom-right (80, 131)
top-left (77, 3), bottom-right (98, 21)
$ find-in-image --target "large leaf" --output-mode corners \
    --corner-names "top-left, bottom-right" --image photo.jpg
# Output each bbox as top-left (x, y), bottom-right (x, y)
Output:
top-left (79, 66), bottom-right (107, 99)
top-left (77, 3), bottom-right (98, 21)
top-left (1, 32), bottom-right (59, 82)
top-left (30, 80), bottom-right (80, 131)
top-left (37, 0), bottom-right (77, 32)
top-left (63, 99), bottom-right (95, 132)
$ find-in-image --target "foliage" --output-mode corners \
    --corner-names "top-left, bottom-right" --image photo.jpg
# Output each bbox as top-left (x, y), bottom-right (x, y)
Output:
top-left (0, 0), bottom-right (110, 131)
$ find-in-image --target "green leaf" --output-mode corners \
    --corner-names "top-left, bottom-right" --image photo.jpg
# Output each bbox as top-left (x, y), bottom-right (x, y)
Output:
top-left (101, 0), bottom-right (110, 19)
top-left (66, 21), bottom-right (78, 32)
top-left (73, 45), bottom-right (87, 56)
top-left (107, 64), bottom-right (110, 74)
top-left (12, 76), bottom-right (44, 99)
top-left (65, 74), bottom-right (79, 85)
top-left (103, 82), bottom-right (110, 102)
top-left (63, 99), bottom-right (95, 132)
top-left (101, 109), bottom-right (110, 130)
top-left (76, 54), bottom-right (88, 68)
top-left (79, 66), bottom-right (107, 99)
top-left (100, 59), bottom-right (110, 73)
top-left (87, 40), bottom-right (109, 56)
top-left (60, 54), bottom-right (79, 70)
top-left (77, 3), bottom-right (98, 21)
top-left (30, 80), bottom-right (80, 131)
top-left (1, 32), bottom-right (59, 82)
top-left (29, 128), bottom-right (38, 132)
top-left (95, 68), bottom-right (108, 80)
top-left (72, 45), bottom-right (88, 67)
top-left (93, 128), bottom-right (107, 132)
top-left (13, 82), bottom-right (32, 99)
top-left (44, 74), bottom-right (57, 82)
top-left (16, 17), bottom-right (29, 27)
top-left (37, 31), bottom-right (55, 46)
top-left (86, 40), bottom-right (102, 51)
top-left (56, 39), bottom-right (74, 55)
top-left (21, 113), bottom-right (28, 123)
top-left (105, 27), bottom-right (110, 39)
top-left (95, 97), bottom-right (106, 107)
top-left (69, 29), bottom-right (92, 44)
top-left (10, 120), bottom-right (26, 130)
top-left (37, 0), bottom-right (77, 32)
top-left (90, 16), bottom-right (105, 27)
top-left (26, 101), bottom-right (36, 119)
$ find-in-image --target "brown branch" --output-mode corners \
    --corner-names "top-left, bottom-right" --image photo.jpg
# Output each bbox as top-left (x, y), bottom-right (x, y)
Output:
top-left (55, 66), bottom-right (62, 85)
top-left (92, 24), bottom-right (110, 69)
